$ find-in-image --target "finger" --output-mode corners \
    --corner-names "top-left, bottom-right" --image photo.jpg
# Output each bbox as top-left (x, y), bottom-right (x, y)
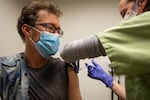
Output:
top-left (91, 59), bottom-right (99, 67)
top-left (88, 66), bottom-right (94, 72)
top-left (85, 63), bottom-right (94, 71)
top-left (85, 63), bottom-right (89, 67)
top-left (85, 63), bottom-right (90, 70)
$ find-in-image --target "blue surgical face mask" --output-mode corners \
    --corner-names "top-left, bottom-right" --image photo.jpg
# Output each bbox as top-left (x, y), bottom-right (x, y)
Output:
top-left (123, 0), bottom-right (138, 21)
top-left (30, 26), bottom-right (60, 58)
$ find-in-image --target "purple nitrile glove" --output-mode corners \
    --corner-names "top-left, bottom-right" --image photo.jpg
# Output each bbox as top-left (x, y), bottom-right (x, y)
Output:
top-left (85, 59), bottom-right (113, 88)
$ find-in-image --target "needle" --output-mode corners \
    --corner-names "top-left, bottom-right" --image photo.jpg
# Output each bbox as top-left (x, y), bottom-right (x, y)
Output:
top-left (79, 67), bottom-right (86, 71)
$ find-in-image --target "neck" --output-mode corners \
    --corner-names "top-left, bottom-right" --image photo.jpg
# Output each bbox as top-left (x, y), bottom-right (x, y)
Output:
top-left (25, 44), bottom-right (49, 69)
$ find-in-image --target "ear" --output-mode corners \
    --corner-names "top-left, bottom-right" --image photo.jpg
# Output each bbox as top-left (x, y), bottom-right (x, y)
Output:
top-left (138, 0), bottom-right (148, 10)
top-left (21, 24), bottom-right (31, 37)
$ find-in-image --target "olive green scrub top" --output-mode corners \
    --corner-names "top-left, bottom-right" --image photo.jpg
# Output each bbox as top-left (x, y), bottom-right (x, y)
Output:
top-left (96, 11), bottom-right (150, 100)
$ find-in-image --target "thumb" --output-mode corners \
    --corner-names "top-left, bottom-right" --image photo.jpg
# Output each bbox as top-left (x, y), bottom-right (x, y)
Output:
top-left (85, 63), bottom-right (95, 72)
top-left (85, 63), bottom-right (92, 71)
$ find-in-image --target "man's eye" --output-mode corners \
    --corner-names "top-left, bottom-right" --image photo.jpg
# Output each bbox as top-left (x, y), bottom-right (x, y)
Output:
top-left (44, 24), bottom-right (50, 27)
top-left (45, 24), bottom-right (54, 29)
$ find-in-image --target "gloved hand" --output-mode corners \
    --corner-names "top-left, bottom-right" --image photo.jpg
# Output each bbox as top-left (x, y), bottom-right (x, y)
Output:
top-left (85, 59), bottom-right (113, 88)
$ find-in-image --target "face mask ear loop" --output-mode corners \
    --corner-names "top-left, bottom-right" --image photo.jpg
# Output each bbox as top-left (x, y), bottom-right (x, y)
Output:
top-left (28, 25), bottom-right (41, 33)
top-left (29, 38), bottom-right (36, 44)
top-left (27, 24), bottom-right (41, 44)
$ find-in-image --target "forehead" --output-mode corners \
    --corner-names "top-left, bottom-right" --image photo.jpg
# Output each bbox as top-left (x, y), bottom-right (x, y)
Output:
top-left (119, 0), bottom-right (127, 9)
top-left (36, 10), bottom-right (60, 27)
top-left (120, 0), bottom-right (135, 4)
top-left (119, 0), bottom-right (128, 5)
top-left (119, 0), bottom-right (135, 8)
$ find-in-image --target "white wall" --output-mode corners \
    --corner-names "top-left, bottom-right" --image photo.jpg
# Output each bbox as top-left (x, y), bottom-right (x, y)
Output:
top-left (0, 0), bottom-right (25, 56)
top-left (0, 0), bottom-right (124, 100)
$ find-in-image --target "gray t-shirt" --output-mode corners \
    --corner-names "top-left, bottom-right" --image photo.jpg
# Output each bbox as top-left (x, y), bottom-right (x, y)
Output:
top-left (28, 57), bottom-right (68, 100)
top-left (0, 55), bottom-right (68, 100)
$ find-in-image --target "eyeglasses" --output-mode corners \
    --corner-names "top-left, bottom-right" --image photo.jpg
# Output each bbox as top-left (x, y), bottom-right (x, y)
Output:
top-left (35, 23), bottom-right (64, 37)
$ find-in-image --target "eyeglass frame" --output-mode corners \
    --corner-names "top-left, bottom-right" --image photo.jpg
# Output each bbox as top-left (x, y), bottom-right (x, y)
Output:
top-left (34, 23), bottom-right (64, 37)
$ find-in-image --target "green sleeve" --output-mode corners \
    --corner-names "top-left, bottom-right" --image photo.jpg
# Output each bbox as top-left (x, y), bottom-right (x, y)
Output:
top-left (96, 12), bottom-right (150, 75)
top-left (125, 74), bottom-right (150, 100)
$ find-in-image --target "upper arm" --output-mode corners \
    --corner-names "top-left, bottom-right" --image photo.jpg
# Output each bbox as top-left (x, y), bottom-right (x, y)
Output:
top-left (67, 66), bottom-right (82, 100)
